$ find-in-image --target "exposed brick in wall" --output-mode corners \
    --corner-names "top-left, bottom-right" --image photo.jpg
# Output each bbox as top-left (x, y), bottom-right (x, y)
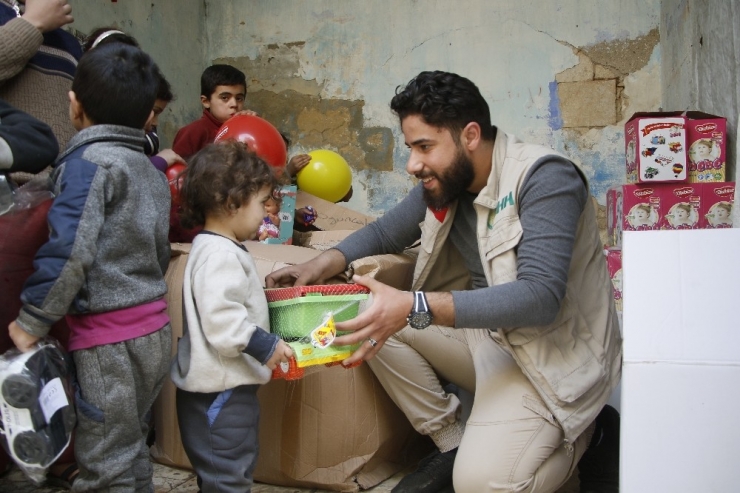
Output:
top-left (555, 28), bottom-right (659, 130)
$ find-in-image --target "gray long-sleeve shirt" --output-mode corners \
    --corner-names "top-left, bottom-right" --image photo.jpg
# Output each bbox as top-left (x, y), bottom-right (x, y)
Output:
top-left (335, 156), bottom-right (588, 330)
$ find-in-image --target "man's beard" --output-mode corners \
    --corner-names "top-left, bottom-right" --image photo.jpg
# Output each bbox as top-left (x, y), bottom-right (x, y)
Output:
top-left (421, 147), bottom-right (475, 210)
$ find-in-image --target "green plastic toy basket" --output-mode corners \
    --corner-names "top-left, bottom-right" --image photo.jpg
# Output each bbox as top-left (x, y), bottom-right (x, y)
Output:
top-left (265, 284), bottom-right (370, 367)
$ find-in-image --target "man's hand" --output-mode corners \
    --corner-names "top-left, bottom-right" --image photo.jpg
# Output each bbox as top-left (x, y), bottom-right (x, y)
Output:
top-left (23, 0), bottom-right (74, 33)
top-left (333, 275), bottom-right (414, 365)
top-left (264, 339), bottom-right (293, 371)
top-left (8, 321), bottom-right (40, 352)
top-left (265, 248), bottom-right (346, 288)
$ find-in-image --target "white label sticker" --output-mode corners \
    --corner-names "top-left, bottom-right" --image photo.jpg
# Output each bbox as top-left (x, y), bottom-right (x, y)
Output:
top-left (39, 378), bottom-right (68, 424)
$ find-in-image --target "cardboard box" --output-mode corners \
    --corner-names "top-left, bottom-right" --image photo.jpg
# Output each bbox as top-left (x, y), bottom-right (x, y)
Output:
top-left (659, 182), bottom-right (702, 230)
top-left (625, 111), bottom-right (727, 184)
top-left (293, 229), bottom-right (356, 251)
top-left (606, 184), bottom-right (661, 247)
top-left (151, 242), bottom-right (429, 491)
top-left (686, 114), bottom-right (727, 182)
top-left (296, 190), bottom-right (375, 231)
top-left (604, 246), bottom-right (623, 326)
top-left (625, 113), bottom-right (687, 183)
top-left (150, 243), bottom-right (192, 470)
top-left (621, 229), bottom-right (740, 491)
top-left (703, 182), bottom-right (734, 229)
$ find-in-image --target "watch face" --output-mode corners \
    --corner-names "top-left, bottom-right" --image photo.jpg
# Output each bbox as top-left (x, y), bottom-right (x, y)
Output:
top-left (408, 311), bottom-right (433, 329)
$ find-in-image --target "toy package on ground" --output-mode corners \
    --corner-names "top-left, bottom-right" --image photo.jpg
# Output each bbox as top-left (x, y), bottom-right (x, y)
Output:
top-left (0, 338), bottom-right (75, 483)
top-left (265, 284), bottom-right (370, 379)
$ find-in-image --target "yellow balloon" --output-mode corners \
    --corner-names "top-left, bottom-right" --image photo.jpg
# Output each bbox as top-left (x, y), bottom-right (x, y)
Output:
top-left (297, 149), bottom-right (353, 203)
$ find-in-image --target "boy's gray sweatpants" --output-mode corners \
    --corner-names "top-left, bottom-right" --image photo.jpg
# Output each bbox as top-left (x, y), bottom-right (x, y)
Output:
top-left (72, 326), bottom-right (172, 493)
top-left (176, 384), bottom-right (261, 493)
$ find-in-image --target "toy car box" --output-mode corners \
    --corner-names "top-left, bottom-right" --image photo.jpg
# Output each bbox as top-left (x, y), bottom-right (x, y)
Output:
top-left (625, 111), bottom-right (727, 184)
top-left (625, 113), bottom-right (687, 183)
top-left (0, 340), bottom-right (75, 483)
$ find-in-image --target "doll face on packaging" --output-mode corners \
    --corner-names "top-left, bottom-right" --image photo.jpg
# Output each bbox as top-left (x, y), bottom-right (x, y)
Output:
top-left (264, 196), bottom-right (280, 215)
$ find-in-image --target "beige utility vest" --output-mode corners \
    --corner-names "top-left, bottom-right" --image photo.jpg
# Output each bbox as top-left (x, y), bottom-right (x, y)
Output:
top-left (411, 130), bottom-right (622, 444)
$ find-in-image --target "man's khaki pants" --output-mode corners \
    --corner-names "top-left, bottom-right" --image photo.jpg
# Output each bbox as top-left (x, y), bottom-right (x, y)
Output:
top-left (367, 325), bottom-right (593, 493)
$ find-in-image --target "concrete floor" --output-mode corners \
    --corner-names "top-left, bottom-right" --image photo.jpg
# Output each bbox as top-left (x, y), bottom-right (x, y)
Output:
top-left (0, 460), bottom-right (581, 492)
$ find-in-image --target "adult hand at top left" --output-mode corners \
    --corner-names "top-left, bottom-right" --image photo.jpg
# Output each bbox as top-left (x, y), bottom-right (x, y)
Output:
top-left (23, 0), bottom-right (74, 32)
top-left (333, 275), bottom-right (413, 365)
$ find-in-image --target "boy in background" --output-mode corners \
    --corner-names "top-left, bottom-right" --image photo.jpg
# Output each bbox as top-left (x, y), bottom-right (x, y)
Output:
top-left (172, 64), bottom-right (251, 160)
top-left (8, 43), bottom-right (172, 492)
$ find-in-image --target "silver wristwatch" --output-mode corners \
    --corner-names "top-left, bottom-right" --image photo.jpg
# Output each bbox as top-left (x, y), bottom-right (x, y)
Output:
top-left (407, 291), bottom-right (433, 330)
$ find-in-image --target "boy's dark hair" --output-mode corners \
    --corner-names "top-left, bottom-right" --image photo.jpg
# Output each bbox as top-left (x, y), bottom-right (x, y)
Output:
top-left (200, 64), bottom-right (247, 98)
top-left (156, 69), bottom-right (175, 102)
top-left (390, 71), bottom-right (495, 141)
top-left (83, 26), bottom-right (139, 52)
top-left (179, 140), bottom-right (278, 229)
top-left (72, 44), bottom-right (159, 129)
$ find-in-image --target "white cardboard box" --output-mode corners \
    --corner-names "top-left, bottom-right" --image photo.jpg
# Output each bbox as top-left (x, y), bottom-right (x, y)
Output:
top-left (622, 229), bottom-right (740, 492)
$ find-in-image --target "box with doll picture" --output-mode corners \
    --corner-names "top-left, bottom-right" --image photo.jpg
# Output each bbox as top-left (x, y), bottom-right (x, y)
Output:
top-left (257, 184), bottom-right (296, 245)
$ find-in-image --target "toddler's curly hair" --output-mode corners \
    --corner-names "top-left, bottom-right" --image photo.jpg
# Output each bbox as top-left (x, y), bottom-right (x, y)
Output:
top-left (179, 141), bottom-right (278, 229)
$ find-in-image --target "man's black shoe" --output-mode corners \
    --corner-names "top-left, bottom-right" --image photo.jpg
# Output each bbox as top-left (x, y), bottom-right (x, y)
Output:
top-left (578, 405), bottom-right (620, 493)
top-left (392, 447), bottom-right (457, 493)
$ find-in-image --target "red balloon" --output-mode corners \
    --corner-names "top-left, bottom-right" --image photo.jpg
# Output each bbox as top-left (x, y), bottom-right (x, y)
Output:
top-left (214, 114), bottom-right (287, 168)
top-left (165, 162), bottom-right (186, 205)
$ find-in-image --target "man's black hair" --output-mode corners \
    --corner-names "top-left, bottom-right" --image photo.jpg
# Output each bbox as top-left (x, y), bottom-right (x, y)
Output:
top-left (200, 64), bottom-right (247, 98)
top-left (72, 43), bottom-right (159, 129)
top-left (390, 71), bottom-right (495, 141)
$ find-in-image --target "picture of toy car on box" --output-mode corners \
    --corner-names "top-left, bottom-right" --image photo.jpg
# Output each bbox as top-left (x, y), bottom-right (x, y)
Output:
top-left (0, 339), bottom-right (75, 483)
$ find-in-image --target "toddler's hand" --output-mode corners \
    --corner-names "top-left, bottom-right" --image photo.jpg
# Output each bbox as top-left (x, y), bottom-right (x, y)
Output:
top-left (286, 154), bottom-right (311, 178)
top-left (156, 149), bottom-right (185, 167)
top-left (8, 321), bottom-right (40, 352)
top-left (265, 340), bottom-right (293, 370)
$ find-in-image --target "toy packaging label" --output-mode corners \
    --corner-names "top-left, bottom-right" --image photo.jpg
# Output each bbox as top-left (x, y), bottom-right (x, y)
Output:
top-left (262, 185), bottom-right (296, 245)
top-left (686, 115), bottom-right (727, 182)
top-left (703, 182), bottom-right (734, 229)
top-left (625, 114), bottom-right (687, 183)
top-left (660, 183), bottom-right (702, 230)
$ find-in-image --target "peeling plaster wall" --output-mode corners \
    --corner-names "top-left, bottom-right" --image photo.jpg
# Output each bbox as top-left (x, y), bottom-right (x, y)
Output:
top-left (203, 1), bottom-right (661, 218)
top-left (66, 1), bottom-right (661, 221)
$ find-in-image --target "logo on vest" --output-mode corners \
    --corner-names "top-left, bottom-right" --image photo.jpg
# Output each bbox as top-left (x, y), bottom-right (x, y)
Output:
top-left (488, 191), bottom-right (515, 229)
